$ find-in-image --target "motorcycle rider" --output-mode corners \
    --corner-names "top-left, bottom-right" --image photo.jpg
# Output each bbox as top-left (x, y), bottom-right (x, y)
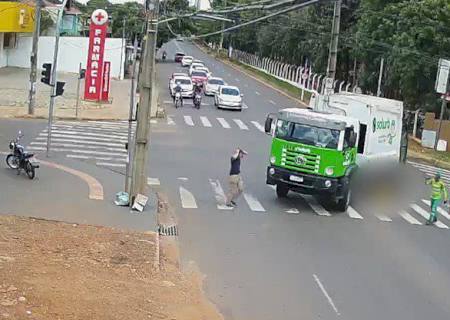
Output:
top-left (193, 83), bottom-right (202, 108)
top-left (173, 81), bottom-right (183, 103)
top-left (162, 50), bottom-right (167, 60)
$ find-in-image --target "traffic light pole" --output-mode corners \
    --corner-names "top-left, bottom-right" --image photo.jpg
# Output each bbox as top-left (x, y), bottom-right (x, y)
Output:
top-left (75, 62), bottom-right (82, 118)
top-left (46, 0), bottom-right (68, 158)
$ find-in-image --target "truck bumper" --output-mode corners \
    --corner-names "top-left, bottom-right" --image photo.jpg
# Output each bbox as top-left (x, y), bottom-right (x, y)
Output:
top-left (266, 166), bottom-right (348, 198)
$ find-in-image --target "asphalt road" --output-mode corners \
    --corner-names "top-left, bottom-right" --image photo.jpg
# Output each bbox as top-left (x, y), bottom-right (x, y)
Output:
top-left (148, 40), bottom-right (450, 320)
top-left (0, 118), bottom-right (156, 231)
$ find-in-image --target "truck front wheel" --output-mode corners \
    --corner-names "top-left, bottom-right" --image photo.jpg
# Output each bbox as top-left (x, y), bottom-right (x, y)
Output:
top-left (276, 183), bottom-right (289, 198)
top-left (336, 188), bottom-right (351, 212)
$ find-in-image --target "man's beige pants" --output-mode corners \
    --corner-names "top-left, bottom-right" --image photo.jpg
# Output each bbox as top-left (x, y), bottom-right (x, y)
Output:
top-left (226, 174), bottom-right (244, 204)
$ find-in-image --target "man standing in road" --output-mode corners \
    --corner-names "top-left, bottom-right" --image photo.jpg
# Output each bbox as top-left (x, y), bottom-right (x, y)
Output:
top-left (226, 148), bottom-right (247, 208)
top-left (425, 172), bottom-right (448, 225)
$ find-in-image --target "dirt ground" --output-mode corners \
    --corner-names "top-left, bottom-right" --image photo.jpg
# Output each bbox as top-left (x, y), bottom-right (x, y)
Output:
top-left (0, 215), bottom-right (222, 320)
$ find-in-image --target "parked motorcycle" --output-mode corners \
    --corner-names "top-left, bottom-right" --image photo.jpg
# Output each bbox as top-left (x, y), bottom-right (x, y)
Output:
top-left (193, 92), bottom-right (202, 109)
top-left (174, 91), bottom-right (183, 108)
top-left (6, 131), bottom-right (39, 179)
top-left (162, 51), bottom-right (167, 61)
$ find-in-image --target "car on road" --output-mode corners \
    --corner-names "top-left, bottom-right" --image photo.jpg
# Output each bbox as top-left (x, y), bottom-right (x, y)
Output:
top-left (174, 52), bottom-right (185, 62)
top-left (205, 77), bottom-right (226, 95)
top-left (169, 76), bottom-right (194, 97)
top-left (181, 56), bottom-right (193, 67)
top-left (195, 66), bottom-right (211, 78)
top-left (214, 85), bottom-right (243, 110)
top-left (188, 62), bottom-right (205, 75)
top-left (168, 72), bottom-right (188, 89)
top-left (191, 70), bottom-right (209, 86)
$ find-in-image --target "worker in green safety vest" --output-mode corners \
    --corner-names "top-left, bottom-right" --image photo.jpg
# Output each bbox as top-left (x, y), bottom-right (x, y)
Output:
top-left (425, 172), bottom-right (448, 225)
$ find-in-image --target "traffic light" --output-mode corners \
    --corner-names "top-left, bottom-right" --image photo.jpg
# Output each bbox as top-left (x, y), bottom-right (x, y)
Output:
top-left (80, 69), bottom-right (86, 79)
top-left (41, 63), bottom-right (52, 85)
top-left (55, 81), bottom-right (65, 97)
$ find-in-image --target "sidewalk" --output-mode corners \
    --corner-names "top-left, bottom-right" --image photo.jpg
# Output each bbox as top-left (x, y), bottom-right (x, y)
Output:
top-left (0, 67), bottom-right (131, 120)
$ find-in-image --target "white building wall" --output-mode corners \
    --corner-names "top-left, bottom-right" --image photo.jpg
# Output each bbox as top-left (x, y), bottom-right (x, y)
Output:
top-left (5, 35), bottom-right (125, 78)
top-left (0, 33), bottom-right (7, 68)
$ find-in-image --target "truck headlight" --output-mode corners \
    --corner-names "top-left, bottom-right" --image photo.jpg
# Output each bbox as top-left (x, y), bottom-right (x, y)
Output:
top-left (269, 168), bottom-right (275, 175)
top-left (270, 156), bottom-right (276, 164)
top-left (325, 167), bottom-right (334, 176)
top-left (324, 180), bottom-right (332, 188)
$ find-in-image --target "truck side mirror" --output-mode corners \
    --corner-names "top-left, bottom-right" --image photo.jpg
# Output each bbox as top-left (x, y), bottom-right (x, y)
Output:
top-left (265, 113), bottom-right (276, 134)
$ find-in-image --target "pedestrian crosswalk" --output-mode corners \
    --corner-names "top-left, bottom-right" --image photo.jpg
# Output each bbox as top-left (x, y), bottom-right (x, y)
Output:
top-left (26, 120), bottom-right (133, 170)
top-left (161, 114), bottom-right (265, 132)
top-left (408, 161), bottom-right (450, 185)
top-left (147, 176), bottom-right (450, 230)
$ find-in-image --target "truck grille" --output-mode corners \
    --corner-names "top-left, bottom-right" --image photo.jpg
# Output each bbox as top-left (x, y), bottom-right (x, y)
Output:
top-left (280, 147), bottom-right (320, 174)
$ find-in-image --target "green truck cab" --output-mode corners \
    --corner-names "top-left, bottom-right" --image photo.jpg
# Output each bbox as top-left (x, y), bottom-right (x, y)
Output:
top-left (265, 93), bottom-right (404, 212)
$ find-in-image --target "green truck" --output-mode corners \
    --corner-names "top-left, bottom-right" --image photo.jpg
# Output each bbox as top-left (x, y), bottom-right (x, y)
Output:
top-left (264, 92), bottom-right (404, 211)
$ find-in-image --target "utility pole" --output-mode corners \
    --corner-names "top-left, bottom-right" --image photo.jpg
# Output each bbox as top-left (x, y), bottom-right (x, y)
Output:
top-left (129, 0), bottom-right (159, 204)
top-left (119, 18), bottom-right (126, 80)
top-left (28, 0), bottom-right (42, 115)
top-left (46, 0), bottom-right (68, 157)
top-left (75, 62), bottom-right (82, 118)
top-left (376, 57), bottom-right (384, 97)
top-left (125, 37), bottom-right (138, 194)
top-left (435, 97), bottom-right (447, 150)
top-left (218, 0), bottom-right (227, 51)
top-left (326, 0), bottom-right (341, 80)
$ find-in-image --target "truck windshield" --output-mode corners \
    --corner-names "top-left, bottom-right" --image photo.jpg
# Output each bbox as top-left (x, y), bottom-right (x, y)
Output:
top-left (275, 120), bottom-right (340, 149)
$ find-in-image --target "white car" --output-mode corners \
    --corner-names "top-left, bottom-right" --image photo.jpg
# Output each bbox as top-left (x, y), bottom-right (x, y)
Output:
top-left (193, 59), bottom-right (203, 64)
top-left (168, 72), bottom-right (188, 90)
top-left (189, 62), bottom-right (205, 75)
top-left (214, 85), bottom-right (243, 110)
top-left (181, 56), bottom-right (193, 67)
top-left (170, 76), bottom-right (194, 97)
top-left (196, 66), bottom-right (211, 78)
top-left (205, 77), bottom-right (225, 95)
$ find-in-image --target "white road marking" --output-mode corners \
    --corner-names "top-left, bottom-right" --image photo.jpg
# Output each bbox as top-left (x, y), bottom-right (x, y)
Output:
top-left (26, 146), bottom-right (46, 151)
top-left (302, 195), bottom-right (331, 216)
top-left (251, 121), bottom-right (265, 132)
top-left (235, 78), bottom-right (240, 82)
top-left (35, 137), bottom-right (124, 147)
top-left (30, 142), bottom-right (126, 153)
top-left (347, 206), bottom-right (364, 219)
top-left (150, 119), bottom-right (158, 124)
top-left (37, 134), bottom-right (127, 143)
top-left (269, 100), bottom-right (276, 105)
top-left (53, 124), bottom-right (130, 132)
top-left (313, 274), bottom-right (340, 316)
top-left (167, 116), bottom-right (176, 125)
top-left (410, 204), bottom-right (449, 229)
top-left (376, 214), bottom-right (392, 222)
top-left (42, 130), bottom-right (127, 140)
top-left (209, 179), bottom-right (233, 210)
top-left (399, 210), bottom-right (422, 225)
top-left (408, 161), bottom-right (450, 175)
top-left (233, 119), bottom-right (249, 130)
top-left (46, 148), bottom-right (127, 157)
top-left (286, 208), bottom-right (300, 214)
top-left (255, 91), bottom-right (260, 95)
top-left (179, 186), bottom-right (198, 209)
top-left (147, 177), bottom-right (161, 185)
top-left (184, 115), bottom-right (194, 126)
top-left (96, 162), bottom-right (126, 168)
top-left (200, 116), bottom-right (212, 127)
top-left (242, 103), bottom-right (249, 109)
top-left (177, 177), bottom-right (189, 181)
top-left (421, 199), bottom-right (450, 221)
top-left (243, 193), bottom-right (266, 212)
top-left (66, 154), bottom-right (126, 162)
top-left (217, 118), bottom-right (231, 129)
top-left (163, 100), bottom-right (173, 104)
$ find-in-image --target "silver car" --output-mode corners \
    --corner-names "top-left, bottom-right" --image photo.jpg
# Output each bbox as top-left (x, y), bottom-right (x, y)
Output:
top-left (205, 77), bottom-right (226, 96)
top-left (214, 85), bottom-right (243, 111)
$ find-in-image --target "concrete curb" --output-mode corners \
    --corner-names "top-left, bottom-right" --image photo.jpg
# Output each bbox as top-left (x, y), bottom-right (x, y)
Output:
top-left (193, 42), bottom-right (308, 108)
top-left (156, 192), bottom-right (180, 268)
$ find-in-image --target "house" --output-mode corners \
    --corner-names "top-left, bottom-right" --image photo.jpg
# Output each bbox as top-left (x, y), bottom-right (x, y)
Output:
top-left (0, 0), bottom-right (35, 67)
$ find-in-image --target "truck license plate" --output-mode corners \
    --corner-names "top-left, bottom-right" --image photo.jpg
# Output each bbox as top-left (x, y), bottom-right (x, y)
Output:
top-left (290, 175), bottom-right (303, 183)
